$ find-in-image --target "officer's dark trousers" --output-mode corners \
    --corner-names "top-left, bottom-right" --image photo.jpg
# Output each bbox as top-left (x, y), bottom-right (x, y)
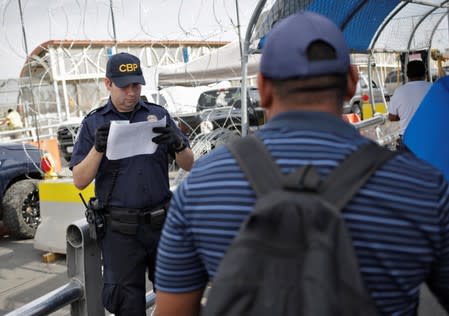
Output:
top-left (100, 223), bottom-right (160, 315)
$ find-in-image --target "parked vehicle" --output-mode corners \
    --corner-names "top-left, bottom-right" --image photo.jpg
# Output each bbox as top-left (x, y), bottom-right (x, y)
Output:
top-left (153, 87), bottom-right (206, 138)
top-left (56, 97), bottom-right (109, 163)
top-left (383, 69), bottom-right (405, 98)
top-left (56, 118), bottom-right (83, 163)
top-left (0, 143), bottom-right (47, 239)
top-left (195, 87), bottom-right (265, 134)
top-left (343, 73), bottom-right (385, 119)
top-left (153, 86), bottom-right (208, 115)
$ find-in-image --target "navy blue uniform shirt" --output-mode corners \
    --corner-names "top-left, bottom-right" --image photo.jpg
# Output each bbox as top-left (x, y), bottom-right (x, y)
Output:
top-left (70, 98), bottom-right (189, 209)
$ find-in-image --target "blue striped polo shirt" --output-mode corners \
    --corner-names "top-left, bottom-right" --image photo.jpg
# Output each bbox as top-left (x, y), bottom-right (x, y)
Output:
top-left (156, 111), bottom-right (449, 315)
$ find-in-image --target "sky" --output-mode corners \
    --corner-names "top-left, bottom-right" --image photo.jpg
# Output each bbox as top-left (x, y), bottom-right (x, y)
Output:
top-left (2, 1), bottom-right (447, 81)
top-left (0, 0), bottom-right (261, 80)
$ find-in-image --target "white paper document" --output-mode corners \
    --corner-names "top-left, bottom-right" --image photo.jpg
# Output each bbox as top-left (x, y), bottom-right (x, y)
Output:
top-left (106, 116), bottom-right (166, 160)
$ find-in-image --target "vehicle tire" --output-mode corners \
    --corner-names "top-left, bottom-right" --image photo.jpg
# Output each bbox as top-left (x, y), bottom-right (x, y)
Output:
top-left (351, 102), bottom-right (363, 120)
top-left (2, 179), bottom-right (40, 239)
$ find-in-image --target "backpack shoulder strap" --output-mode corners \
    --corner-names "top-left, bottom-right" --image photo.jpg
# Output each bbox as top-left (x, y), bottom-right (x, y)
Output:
top-left (227, 135), bottom-right (283, 196)
top-left (320, 142), bottom-right (396, 211)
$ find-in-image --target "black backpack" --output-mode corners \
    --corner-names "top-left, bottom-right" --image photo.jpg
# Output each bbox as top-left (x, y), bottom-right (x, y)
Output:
top-left (202, 135), bottom-right (395, 316)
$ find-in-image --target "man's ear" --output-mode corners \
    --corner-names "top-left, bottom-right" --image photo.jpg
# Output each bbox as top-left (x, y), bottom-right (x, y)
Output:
top-left (104, 78), bottom-right (113, 91)
top-left (257, 72), bottom-right (273, 110)
top-left (344, 65), bottom-right (359, 101)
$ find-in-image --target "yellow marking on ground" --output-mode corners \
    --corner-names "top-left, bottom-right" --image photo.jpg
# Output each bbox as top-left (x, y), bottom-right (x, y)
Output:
top-left (38, 180), bottom-right (95, 203)
top-left (41, 252), bottom-right (65, 263)
top-left (375, 103), bottom-right (387, 114)
top-left (362, 102), bottom-right (387, 119)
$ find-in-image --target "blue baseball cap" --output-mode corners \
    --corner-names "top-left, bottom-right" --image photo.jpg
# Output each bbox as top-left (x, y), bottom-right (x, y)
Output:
top-left (260, 11), bottom-right (350, 80)
top-left (106, 52), bottom-right (146, 88)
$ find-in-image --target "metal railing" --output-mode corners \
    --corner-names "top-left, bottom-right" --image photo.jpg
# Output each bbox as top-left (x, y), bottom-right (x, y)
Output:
top-left (353, 113), bottom-right (400, 149)
top-left (0, 123), bottom-right (63, 143)
top-left (5, 219), bottom-right (156, 316)
top-left (5, 282), bottom-right (83, 316)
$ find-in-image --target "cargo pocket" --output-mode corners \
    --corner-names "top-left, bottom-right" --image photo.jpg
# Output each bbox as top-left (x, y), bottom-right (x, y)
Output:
top-left (103, 283), bottom-right (122, 313)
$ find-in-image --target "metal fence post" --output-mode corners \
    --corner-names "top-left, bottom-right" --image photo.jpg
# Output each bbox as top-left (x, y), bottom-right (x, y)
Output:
top-left (66, 218), bottom-right (105, 316)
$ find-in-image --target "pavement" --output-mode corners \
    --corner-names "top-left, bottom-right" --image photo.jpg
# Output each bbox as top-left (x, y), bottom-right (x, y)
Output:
top-left (0, 226), bottom-right (70, 315)
top-left (0, 221), bottom-right (156, 316)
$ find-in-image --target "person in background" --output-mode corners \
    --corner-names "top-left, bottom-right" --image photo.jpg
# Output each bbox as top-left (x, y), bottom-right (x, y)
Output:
top-left (70, 52), bottom-right (194, 316)
top-left (1, 108), bottom-right (24, 139)
top-left (388, 59), bottom-right (432, 149)
top-left (155, 11), bottom-right (449, 316)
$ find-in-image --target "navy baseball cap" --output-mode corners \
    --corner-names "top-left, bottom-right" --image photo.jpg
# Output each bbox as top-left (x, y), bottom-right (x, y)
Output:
top-left (260, 11), bottom-right (350, 80)
top-left (106, 52), bottom-right (146, 88)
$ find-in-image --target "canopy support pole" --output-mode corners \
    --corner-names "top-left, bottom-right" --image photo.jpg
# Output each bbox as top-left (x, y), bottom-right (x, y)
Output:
top-left (241, 0), bottom-right (266, 136)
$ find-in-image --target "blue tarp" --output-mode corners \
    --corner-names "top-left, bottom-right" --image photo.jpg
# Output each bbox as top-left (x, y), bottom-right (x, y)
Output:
top-left (306, 0), bottom-right (401, 52)
top-left (253, 0), bottom-right (448, 53)
top-left (404, 76), bottom-right (449, 181)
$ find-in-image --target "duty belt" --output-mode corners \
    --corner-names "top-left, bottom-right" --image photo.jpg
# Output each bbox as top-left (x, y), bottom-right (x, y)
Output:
top-left (105, 206), bottom-right (167, 235)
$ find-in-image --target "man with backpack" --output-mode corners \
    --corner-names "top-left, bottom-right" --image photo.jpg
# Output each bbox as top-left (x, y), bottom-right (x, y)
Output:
top-left (155, 11), bottom-right (449, 316)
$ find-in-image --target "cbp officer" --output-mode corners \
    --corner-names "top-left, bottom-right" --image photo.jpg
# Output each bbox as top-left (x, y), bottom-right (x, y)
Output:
top-left (70, 52), bottom-right (194, 316)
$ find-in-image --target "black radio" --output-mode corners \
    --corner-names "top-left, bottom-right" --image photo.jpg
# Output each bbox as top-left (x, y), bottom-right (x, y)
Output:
top-left (80, 193), bottom-right (106, 241)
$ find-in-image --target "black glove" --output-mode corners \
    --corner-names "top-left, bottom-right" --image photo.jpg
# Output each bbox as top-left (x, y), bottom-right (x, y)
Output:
top-left (94, 123), bottom-right (110, 153)
top-left (152, 125), bottom-right (186, 153)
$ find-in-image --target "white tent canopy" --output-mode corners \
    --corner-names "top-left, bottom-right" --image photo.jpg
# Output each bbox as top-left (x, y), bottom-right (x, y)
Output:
top-left (157, 41), bottom-right (260, 86)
